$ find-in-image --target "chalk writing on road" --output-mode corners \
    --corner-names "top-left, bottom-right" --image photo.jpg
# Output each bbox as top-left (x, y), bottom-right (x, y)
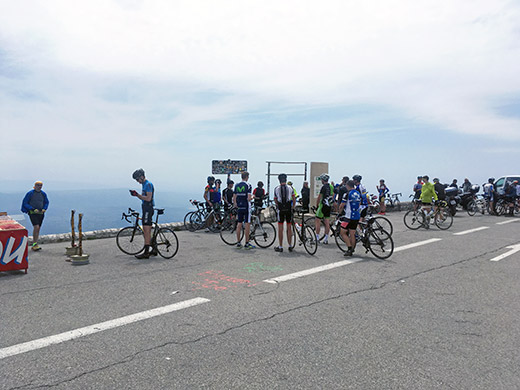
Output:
top-left (243, 262), bottom-right (283, 273)
top-left (192, 270), bottom-right (257, 291)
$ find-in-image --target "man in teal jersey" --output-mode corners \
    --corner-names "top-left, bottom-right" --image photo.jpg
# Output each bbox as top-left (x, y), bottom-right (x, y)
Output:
top-left (131, 168), bottom-right (155, 258)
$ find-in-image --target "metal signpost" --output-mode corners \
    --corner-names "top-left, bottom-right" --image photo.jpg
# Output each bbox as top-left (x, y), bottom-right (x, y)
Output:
top-left (265, 161), bottom-right (308, 201)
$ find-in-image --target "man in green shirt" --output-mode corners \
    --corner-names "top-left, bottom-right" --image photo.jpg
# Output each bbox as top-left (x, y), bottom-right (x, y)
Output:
top-left (420, 175), bottom-right (438, 224)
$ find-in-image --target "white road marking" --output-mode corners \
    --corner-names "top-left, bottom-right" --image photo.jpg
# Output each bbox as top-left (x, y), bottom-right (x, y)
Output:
top-left (496, 219), bottom-right (520, 225)
top-left (0, 297), bottom-right (210, 360)
top-left (264, 258), bottom-right (364, 284)
top-left (453, 227), bottom-right (489, 236)
top-left (490, 244), bottom-right (520, 262)
top-left (394, 238), bottom-right (442, 252)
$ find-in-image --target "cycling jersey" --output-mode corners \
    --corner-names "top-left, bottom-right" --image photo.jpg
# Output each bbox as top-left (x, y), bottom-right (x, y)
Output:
top-left (413, 182), bottom-right (423, 199)
top-left (320, 183), bottom-right (334, 206)
top-left (274, 184), bottom-right (293, 211)
top-left (234, 181), bottom-right (252, 210)
top-left (420, 182), bottom-right (438, 204)
top-left (205, 185), bottom-right (219, 203)
top-left (355, 184), bottom-right (369, 206)
top-left (253, 187), bottom-right (265, 208)
top-left (141, 180), bottom-right (155, 207)
top-left (342, 190), bottom-right (361, 220)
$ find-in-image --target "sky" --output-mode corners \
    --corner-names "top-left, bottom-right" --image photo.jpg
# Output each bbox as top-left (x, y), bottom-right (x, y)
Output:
top-left (1, 0), bottom-right (520, 198)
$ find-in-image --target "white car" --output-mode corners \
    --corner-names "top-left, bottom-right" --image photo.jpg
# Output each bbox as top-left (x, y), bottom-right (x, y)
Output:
top-left (495, 175), bottom-right (520, 194)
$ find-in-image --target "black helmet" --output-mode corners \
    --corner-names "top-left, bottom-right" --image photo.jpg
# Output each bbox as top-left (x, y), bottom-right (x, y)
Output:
top-left (132, 169), bottom-right (145, 180)
top-left (319, 174), bottom-right (329, 182)
top-left (488, 177), bottom-right (495, 183)
top-left (278, 173), bottom-right (287, 182)
top-left (352, 174), bottom-right (362, 182)
top-left (207, 176), bottom-right (215, 183)
top-left (257, 181), bottom-right (264, 187)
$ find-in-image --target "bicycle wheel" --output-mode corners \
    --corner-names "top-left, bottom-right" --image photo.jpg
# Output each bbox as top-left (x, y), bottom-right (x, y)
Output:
top-left (116, 226), bottom-right (145, 255)
top-left (189, 211), bottom-right (205, 231)
top-left (434, 208), bottom-right (453, 230)
top-left (403, 210), bottom-right (424, 230)
top-left (466, 200), bottom-right (477, 216)
top-left (302, 225), bottom-right (318, 255)
top-left (334, 225), bottom-right (349, 252)
top-left (155, 227), bottom-right (179, 259)
top-left (253, 221), bottom-right (276, 248)
top-left (367, 228), bottom-right (394, 259)
top-left (220, 217), bottom-right (244, 246)
top-left (184, 211), bottom-right (195, 230)
top-left (370, 216), bottom-right (393, 236)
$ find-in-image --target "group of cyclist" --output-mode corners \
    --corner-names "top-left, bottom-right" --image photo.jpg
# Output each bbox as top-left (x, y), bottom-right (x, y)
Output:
top-left (413, 175), bottom-right (520, 216)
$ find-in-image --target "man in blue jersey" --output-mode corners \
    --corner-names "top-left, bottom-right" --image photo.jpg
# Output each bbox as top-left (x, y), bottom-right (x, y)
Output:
top-left (338, 180), bottom-right (361, 257)
top-left (233, 171), bottom-right (254, 249)
top-left (131, 168), bottom-right (155, 259)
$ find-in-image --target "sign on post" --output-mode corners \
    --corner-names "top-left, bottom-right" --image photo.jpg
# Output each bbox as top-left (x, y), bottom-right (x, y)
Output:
top-left (212, 160), bottom-right (247, 175)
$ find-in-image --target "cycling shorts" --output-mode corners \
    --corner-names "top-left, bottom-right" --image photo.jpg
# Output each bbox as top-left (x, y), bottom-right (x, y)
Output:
top-left (29, 213), bottom-right (45, 226)
top-left (237, 208), bottom-right (251, 224)
top-left (340, 219), bottom-right (359, 230)
top-left (142, 204), bottom-right (154, 226)
top-left (316, 203), bottom-right (331, 219)
top-left (277, 209), bottom-right (292, 224)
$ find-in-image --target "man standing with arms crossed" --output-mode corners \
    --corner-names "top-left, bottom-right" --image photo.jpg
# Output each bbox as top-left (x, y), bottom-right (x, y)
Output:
top-left (233, 171), bottom-right (255, 249)
top-left (21, 181), bottom-right (49, 251)
top-left (131, 169), bottom-right (155, 259)
top-left (273, 174), bottom-right (295, 253)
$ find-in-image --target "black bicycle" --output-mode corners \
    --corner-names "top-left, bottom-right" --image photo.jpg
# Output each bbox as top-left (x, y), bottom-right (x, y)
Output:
top-left (116, 208), bottom-right (179, 258)
top-left (289, 208), bottom-right (318, 255)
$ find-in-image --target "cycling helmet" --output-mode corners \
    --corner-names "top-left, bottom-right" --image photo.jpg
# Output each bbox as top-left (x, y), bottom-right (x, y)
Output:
top-left (132, 169), bottom-right (145, 180)
top-left (215, 179), bottom-right (222, 184)
top-left (488, 177), bottom-right (495, 183)
top-left (287, 181), bottom-right (293, 185)
top-left (278, 173), bottom-right (287, 182)
top-left (352, 174), bottom-right (362, 182)
top-left (319, 174), bottom-right (329, 182)
top-left (257, 181), bottom-right (264, 187)
top-left (207, 176), bottom-right (215, 183)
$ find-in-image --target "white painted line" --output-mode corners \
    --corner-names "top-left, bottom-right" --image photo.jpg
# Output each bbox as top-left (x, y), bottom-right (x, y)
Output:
top-left (264, 258), bottom-right (364, 284)
top-left (496, 219), bottom-right (520, 225)
top-left (394, 238), bottom-right (442, 252)
top-left (0, 297), bottom-right (210, 360)
top-left (453, 227), bottom-right (489, 236)
top-left (490, 244), bottom-right (520, 262)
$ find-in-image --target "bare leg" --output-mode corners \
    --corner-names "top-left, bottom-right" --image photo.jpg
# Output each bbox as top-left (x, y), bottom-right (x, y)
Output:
top-left (286, 223), bottom-right (293, 247)
top-left (32, 224), bottom-right (41, 243)
top-left (143, 225), bottom-right (152, 246)
top-left (236, 222), bottom-right (243, 243)
top-left (245, 223), bottom-right (251, 243)
top-left (278, 224), bottom-right (284, 247)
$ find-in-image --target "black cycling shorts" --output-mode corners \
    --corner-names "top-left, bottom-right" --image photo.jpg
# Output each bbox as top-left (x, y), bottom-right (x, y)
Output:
top-left (277, 209), bottom-right (292, 224)
top-left (142, 204), bottom-right (154, 226)
top-left (29, 213), bottom-right (45, 226)
top-left (360, 208), bottom-right (368, 218)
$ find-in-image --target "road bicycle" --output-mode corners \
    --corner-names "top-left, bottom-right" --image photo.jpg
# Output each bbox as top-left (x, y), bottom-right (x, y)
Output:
top-left (116, 208), bottom-right (179, 258)
top-left (334, 216), bottom-right (394, 259)
top-left (308, 206), bottom-right (393, 242)
top-left (372, 192), bottom-right (402, 213)
top-left (288, 208), bottom-right (318, 255)
top-left (219, 206), bottom-right (277, 248)
top-left (403, 200), bottom-right (453, 230)
top-left (186, 201), bottom-right (226, 232)
top-left (183, 200), bottom-right (206, 231)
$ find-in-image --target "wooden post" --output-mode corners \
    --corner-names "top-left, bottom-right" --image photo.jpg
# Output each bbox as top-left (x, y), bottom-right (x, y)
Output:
top-left (70, 210), bottom-right (76, 248)
top-left (78, 213), bottom-right (83, 256)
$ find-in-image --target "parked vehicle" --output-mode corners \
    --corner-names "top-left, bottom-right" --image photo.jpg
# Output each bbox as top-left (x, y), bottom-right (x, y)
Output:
top-left (495, 175), bottom-right (520, 195)
top-left (444, 186), bottom-right (461, 216)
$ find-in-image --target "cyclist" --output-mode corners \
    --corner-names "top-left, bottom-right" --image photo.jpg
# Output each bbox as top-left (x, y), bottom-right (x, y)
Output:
top-left (223, 180), bottom-right (235, 212)
top-left (335, 176), bottom-right (349, 212)
top-left (462, 178), bottom-right (472, 193)
top-left (214, 179), bottom-right (222, 207)
top-left (376, 179), bottom-right (389, 215)
top-left (419, 175), bottom-right (438, 228)
top-left (287, 181), bottom-right (299, 199)
top-left (353, 174), bottom-right (369, 221)
top-left (505, 180), bottom-right (517, 216)
top-left (301, 181), bottom-right (310, 213)
top-left (315, 174), bottom-right (334, 244)
top-left (338, 180), bottom-right (361, 257)
top-left (483, 178), bottom-right (495, 214)
top-left (253, 181), bottom-right (266, 215)
top-left (131, 169), bottom-right (155, 259)
top-left (274, 174), bottom-right (296, 252)
top-left (204, 176), bottom-right (217, 211)
top-left (233, 171), bottom-right (255, 249)
top-left (412, 176), bottom-right (423, 211)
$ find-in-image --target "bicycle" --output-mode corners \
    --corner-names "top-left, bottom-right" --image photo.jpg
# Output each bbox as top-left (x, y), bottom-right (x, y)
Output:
top-left (220, 205), bottom-right (277, 248)
top-left (403, 200), bottom-right (453, 230)
top-left (335, 216), bottom-right (394, 259)
top-left (116, 208), bottom-right (179, 258)
top-left (184, 200), bottom-right (206, 231)
top-left (288, 208), bottom-right (318, 255)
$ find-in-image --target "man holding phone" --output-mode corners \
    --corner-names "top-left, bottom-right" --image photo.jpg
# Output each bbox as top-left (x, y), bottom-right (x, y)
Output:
top-left (130, 168), bottom-right (155, 259)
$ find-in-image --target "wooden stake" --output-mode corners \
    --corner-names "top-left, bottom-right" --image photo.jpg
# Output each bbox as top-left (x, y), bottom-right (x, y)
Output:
top-left (70, 210), bottom-right (76, 247)
top-left (78, 213), bottom-right (83, 256)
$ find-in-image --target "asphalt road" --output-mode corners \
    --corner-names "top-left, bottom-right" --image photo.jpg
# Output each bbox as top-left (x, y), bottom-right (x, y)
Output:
top-left (1, 212), bottom-right (520, 390)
